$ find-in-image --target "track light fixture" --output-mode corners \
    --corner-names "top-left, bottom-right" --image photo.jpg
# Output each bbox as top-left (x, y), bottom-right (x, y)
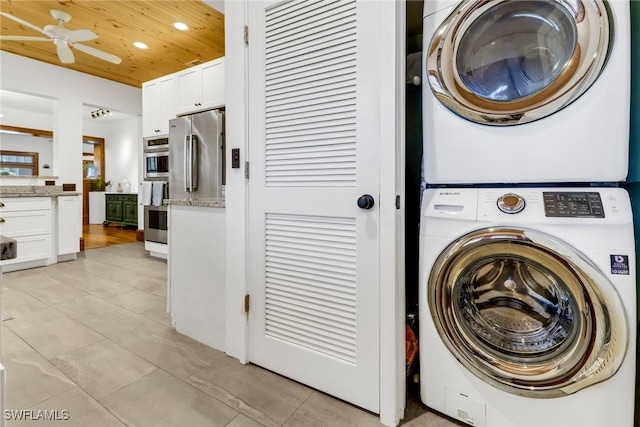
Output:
top-left (91, 108), bottom-right (111, 119)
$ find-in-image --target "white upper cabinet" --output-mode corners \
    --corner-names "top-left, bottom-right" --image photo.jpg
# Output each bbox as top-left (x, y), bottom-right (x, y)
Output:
top-left (176, 57), bottom-right (225, 115)
top-left (176, 68), bottom-right (200, 114)
top-left (142, 75), bottom-right (176, 137)
top-left (201, 58), bottom-right (225, 110)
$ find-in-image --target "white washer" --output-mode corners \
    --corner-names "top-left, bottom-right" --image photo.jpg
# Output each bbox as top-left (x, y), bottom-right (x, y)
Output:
top-left (419, 187), bottom-right (636, 427)
top-left (422, 0), bottom-right (630, 184)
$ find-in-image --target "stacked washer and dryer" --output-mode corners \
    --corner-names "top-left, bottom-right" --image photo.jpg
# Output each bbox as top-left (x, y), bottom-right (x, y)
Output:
top-left (419, 1), bottom-right (636, 426)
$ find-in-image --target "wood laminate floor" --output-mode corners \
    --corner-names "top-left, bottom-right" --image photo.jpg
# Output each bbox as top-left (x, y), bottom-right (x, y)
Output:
top-left (82, 224), bottom-right (138, 250)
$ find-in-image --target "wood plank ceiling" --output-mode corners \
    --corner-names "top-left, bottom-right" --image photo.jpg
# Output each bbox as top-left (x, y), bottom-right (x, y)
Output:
top-left (0, 0), bottom-right (225, 88)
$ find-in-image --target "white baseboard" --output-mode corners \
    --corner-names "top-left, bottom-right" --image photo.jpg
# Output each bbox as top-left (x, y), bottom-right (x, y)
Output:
top-left (145, 241), bottom-right (168, 259)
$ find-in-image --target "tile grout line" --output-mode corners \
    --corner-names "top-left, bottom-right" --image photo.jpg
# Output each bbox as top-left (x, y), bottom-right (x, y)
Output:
top-left (2, 243), bottom-right (163, 425)
top-left (280, 390), bottom-right (317, 426)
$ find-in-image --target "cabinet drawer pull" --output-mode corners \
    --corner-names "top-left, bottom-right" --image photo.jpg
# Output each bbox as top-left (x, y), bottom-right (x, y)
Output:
top-left (0, 202), bottom-right (4, 207)
top-left (0, 218), bottom-right (5, 223)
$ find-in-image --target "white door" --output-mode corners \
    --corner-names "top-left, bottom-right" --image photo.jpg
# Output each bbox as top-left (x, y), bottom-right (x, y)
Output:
top-left (248, 0), bottom-right (380, 413)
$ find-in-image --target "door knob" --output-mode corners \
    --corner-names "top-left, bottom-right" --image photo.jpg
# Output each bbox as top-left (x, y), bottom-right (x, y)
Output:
top-left (357, 194), bottom-right (375, 210)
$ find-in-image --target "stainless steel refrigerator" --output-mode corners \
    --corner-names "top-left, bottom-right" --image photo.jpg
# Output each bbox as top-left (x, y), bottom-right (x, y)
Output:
top-left (169, 110), bottom-right (224, 200)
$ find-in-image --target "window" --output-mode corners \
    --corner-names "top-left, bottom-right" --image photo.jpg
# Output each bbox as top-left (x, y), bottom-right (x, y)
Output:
top-left (0, 150), bottom-right (39, 176)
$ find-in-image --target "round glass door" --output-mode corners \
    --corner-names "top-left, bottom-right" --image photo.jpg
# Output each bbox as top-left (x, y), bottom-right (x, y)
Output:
top-left (428, 228), bottom-right (627, 397)
top-left (456, 1), bottom-right (577, 103)
top-left (427, 0), bottom-right (613, 125)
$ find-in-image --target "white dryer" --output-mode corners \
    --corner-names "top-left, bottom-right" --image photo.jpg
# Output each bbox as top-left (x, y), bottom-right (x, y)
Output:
top-left (422, 0), bottom-right (630, 184)
top-left (419, 187), bottom-right (636, 427)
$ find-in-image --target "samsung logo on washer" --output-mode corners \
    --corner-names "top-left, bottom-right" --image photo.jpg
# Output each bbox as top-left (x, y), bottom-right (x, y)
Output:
top-left (439, 191), bottom-right (460, 196)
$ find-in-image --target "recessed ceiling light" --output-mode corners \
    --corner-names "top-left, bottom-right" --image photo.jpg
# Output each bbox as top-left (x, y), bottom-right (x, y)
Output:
top-left (172, 21), bottom-right (189, 31)
top-left (133, 41), bottom-right (148, 49)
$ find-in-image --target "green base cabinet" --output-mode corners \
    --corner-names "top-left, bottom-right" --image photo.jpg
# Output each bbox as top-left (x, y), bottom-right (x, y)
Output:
top-left (104, 193), bottom-right (138, 227)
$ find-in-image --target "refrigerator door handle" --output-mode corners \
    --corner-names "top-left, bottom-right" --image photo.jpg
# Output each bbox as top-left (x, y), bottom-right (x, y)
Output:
top-left (184, 135), bottom-right (191, 192)
top-left (216, 112), bottom-right (224, 180)
top-left (191, 135), bottom-right (198, 191)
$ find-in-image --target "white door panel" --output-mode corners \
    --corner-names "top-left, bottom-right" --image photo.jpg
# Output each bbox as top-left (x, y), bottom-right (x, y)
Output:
top-left (248, 0), bottom-right (380, 412)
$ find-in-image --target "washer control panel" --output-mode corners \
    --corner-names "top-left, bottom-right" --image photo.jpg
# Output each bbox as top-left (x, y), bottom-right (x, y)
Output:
top-left (497, 193), bottom-right (525, 214)
top-left (543, 191), bottom-right (605, 218)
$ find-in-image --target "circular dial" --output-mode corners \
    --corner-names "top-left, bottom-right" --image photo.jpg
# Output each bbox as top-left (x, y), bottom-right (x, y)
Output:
top-left (497, 193), bottom-right (525, 214)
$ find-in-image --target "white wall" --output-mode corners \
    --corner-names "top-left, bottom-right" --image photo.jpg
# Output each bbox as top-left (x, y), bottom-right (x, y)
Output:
top-left (103, 117), bottom-right (139, 192)
top-left (0, 51), bottom-right (142, 190)
top-left (224, 0), bottom-right (248, 363)
top-left (0, 133), bottom-right (54, 174)
top-left (0, 105), bottom-right (54, 132)
top-left (83, 117), bottom-right (140, 190)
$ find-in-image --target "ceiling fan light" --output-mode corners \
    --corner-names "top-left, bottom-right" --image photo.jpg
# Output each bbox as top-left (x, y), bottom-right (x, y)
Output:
top-left (133, 41), bottom-right (148, 49)
top-left (172, 21), bottom-right (189, 31)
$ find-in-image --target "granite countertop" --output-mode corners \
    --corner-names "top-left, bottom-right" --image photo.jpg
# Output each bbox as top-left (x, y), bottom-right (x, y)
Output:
top-left (164, 198), bottom-right (225, 208)
top-left (0, 186), bottom-right (80, 197)
top-left (0, 175), bottom-right (59, 180)
top-left (1, 235), bottom-right (17, 261)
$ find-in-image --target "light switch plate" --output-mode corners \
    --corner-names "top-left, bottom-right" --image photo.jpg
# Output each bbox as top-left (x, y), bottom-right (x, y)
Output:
top-left (232, 148), bottom-right (240, 169)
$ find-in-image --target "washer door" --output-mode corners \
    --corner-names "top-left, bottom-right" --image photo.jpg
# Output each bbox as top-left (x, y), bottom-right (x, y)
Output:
top-left (426, 0), bottom-right (613, 125)
top-left (429, 227), bottom-right (628, 397)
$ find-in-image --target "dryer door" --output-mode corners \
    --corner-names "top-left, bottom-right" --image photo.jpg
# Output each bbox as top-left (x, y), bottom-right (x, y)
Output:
top-left (427, 0), bottom-right (613, 125)
top-left (428, 227), bottom-right (628, 398)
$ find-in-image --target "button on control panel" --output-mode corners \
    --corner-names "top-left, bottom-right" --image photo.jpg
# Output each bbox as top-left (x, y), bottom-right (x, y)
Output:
top-left (543, 192), bottom-right (605, 218)
top-left (497, 193), bottom-right (525, 214)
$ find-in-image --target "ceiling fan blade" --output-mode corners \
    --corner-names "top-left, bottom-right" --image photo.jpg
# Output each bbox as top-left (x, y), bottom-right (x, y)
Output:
top-left (0, 12), bottom-right (48, 36)
top-left (73, 43), bottom-right (122, 65)
top-left (56, 41), bottom-right (75, 64)
top-left (0, 35), bottom-right (50, 41)
top-left (67, 29), bottom-right (97, 43)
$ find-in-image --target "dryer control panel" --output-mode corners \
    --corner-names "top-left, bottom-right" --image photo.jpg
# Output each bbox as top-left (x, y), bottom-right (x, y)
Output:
top-left (542, 192), bottom-right (605, 218)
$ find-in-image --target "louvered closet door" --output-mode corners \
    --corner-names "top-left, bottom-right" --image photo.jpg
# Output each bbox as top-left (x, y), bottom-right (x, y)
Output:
top-left (248, 0), bottom-right (380, 413)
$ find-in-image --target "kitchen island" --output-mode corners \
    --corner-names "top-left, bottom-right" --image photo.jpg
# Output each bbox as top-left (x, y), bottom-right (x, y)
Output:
top-left (164, 199), bottom-right (226, 351)
top-left (0, 185), bottom-right (81, 272)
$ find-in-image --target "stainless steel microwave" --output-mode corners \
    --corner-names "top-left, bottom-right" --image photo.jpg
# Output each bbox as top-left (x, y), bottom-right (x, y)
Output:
top-left (144, 150), bottom-right (169, 178)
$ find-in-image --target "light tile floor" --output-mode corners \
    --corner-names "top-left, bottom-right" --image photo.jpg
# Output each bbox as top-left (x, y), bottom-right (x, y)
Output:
top-left (1, 243), bottom-right (458, 427)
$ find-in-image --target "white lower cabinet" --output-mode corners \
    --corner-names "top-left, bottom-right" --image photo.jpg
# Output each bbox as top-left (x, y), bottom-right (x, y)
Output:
top-left (57, 195), bottom-right (81, 256)
top-left (168, 205), bottom-right (226, 350)
top-left (0, 197), bottom-right (52, 269)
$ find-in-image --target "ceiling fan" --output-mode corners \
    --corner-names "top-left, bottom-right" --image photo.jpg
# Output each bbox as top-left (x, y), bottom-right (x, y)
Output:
top-left (0, 9), bottom-right (122, 65)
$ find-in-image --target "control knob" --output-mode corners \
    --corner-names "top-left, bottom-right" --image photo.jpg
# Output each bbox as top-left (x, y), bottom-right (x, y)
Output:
top-left (497, 193), bottom-right (525, 214)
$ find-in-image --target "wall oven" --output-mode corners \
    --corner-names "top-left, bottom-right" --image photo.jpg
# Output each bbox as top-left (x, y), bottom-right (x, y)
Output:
top-left (144, 136), bottom-right (169, 151)
top-left (144, 150), bottom-right (169, 179)
top-left (144, 205), bottom-right (167, 244)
